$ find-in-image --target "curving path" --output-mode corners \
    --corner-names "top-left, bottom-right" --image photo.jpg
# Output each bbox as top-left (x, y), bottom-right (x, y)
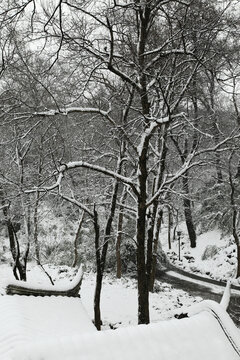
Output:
top-left (156, 266), bottom-right (240, 326)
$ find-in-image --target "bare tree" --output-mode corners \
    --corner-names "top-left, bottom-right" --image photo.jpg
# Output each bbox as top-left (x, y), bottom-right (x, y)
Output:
top-left (0, 0), bottom-right (239, 325)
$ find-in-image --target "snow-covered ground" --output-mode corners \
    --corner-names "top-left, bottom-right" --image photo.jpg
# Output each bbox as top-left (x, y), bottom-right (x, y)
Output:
top-left (81, 273), bottom-right (203, 329)
top-left (0, 227), bottom-right (238, 330)
top-left (0, 263), bottom-right (202, 329)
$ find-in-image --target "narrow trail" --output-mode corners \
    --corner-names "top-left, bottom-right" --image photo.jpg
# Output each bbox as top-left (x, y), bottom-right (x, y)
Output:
top-left (156, 267), bottom-right (240, 326)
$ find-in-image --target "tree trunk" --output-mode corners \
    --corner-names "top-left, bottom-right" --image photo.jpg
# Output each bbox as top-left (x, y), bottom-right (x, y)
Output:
top-left (212, 119), bottom-right (223, 184)
top-left (116, 202), bottom-right (124, 279)
top-left (33, 191), bottom-right (41, 264)
top-left (137, 201), bottom-right (149, 324)
top-left (94, 158), bottom-right (121, 329)
top-left (148, 128), bottom-right (168, 291)
top-left (182, 172), bottom-right (196, 248)
top-left (33, 152), bottom-right (44, 265)
top-left (133, 3), bottom-right (151, 325)
top-left (146, 205), bottom-right (154, 290)
top-left (168, 207), bottom-right (172, 250)
top-left (149, 208), bottom-right (163, 292)
top-left (236, 245), bottom-right (240, 279)
top-left (72, 211), bottom-right (85, 268)
top-left (182, 137), bottom-right (197, 248)
top-left (20, 196), bottom-right (31, 259)
top-left (208, 72), bottom-right (223, 184)
top-left (1, 188), bottom-right (27, 280)
top-left (93, 207), bottom-right (102, 330)
top-left (15, 143), bottom-right (31, 277)
top-left (137, 151), bottom-right (149, 324)
top-left (7, 219), bottom-right (27, 280)
top-left (232, 209), bottom-right (240, 278)
top-left (172, 209), bottom-right (179, 241)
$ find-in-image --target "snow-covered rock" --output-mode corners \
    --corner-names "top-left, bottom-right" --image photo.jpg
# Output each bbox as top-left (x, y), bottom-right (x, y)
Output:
top-left (201, 245), bottom-right (218, 260)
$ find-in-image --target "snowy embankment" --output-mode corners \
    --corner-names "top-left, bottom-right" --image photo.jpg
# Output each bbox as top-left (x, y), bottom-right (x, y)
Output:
top-left (162, 227), bottom-right (239, 285)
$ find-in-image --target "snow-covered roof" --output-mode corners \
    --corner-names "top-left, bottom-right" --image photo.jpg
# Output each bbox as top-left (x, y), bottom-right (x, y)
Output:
top-left (1, 294), bottom-right (239, 360)
top-left (0, 295), bottom-right (96, 360)
top-left (5, 266), bottom-right (83, 297)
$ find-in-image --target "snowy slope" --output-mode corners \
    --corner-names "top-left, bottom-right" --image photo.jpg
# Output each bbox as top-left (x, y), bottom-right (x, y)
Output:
top-left (162, 226), bottom-right (239, 283)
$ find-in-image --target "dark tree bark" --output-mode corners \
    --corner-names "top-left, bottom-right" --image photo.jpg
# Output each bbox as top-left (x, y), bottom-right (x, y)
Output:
top-left (149, 207), bottom-right (164, 292)
top-left (182, 171), bottom-right (196, 248)
top-left (171, 136), bottom-right (197, 248)
top-left (167, 207), bottom-right (172, 250)
top-left (116, 209), bottom-right (123, 279)
top-left (212, 118), bottom-right (223, 184)
top-left (116, 188), bottom-right (127, 279)
top-left (1, 189), bottom-right (28, 280)
top-left (93, 206), bottom-right (101, 330)
top-left (94, 157), bottom-right (122, 329)
top-left (72, 211), bottom-right (85, 268)
top-left (147, 127), bottom-right (167, 292)
top-left (33, 190), bottom-right (41, 265)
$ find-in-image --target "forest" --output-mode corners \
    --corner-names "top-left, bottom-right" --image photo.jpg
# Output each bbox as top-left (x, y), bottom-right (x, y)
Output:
top-left (0, 0), bottom-right (240, 330)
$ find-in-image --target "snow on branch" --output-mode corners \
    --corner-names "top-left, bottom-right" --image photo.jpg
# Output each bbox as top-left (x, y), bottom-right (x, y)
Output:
top-left (195, 130), bottom-right (240, 157)
top-left (116, 202), bottom-right (136, 214)
top-left (26, 161), bottom-right (138, 196)
top-left (137, 112), bottom-right (184, 157)
top-left (144, 48), bottom-right (193, 57)
top-left (34, 104), bottom-right (118, 127)
top-left (58, 193), bottom-right (94, 218)
top-left (147, 129), bottom-right (240, 207)
top-left (35, 106), bottom-right (111, 118)
top-left (25, 171), bottom-right (64, 194)
top-left (0, 204), bottom-right (10, 211)
top-left (61, 162), bottom-right (138, 194)
top-left (146, 156), bottom-right (205, 207)
top-left (144, 49), bottom-right (194, 73)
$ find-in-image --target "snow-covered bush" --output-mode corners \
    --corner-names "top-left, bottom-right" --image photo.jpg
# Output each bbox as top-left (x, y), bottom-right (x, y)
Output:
top-left (201, 245), bottom-right (218, 260)
top-left (43, 240), bottom-right (73, 266)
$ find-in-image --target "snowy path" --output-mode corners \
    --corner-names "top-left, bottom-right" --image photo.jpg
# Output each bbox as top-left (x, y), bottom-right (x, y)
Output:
top-left (157, 268), bottom-right (240, 326)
